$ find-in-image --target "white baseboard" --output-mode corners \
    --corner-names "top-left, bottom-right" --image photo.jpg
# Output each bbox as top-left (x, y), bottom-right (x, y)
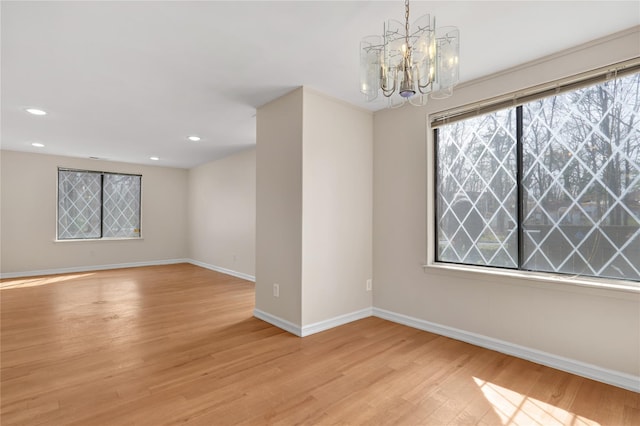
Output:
top-left (253, 309), bottom-right (302, 336)
top-left (301, 308), bottom-right (373, 337)
top-left (253, 307), bottom-right (374, 338)
top-left (187, 260), bottom-right (255, 282)
top-left (373, 307), bottom-right (640, 393)
top-left (0, 258), bottom-right (189, 279)
top-left (0, 258), bottom-right (257, 282)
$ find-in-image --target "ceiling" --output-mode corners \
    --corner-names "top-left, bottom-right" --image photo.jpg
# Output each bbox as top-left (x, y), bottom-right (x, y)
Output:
top-left (2, 1), bottom-right (639, 169)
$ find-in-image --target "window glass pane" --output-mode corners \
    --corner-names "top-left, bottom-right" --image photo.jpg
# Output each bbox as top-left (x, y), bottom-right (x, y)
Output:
top-left (58, 170), bottom-right (102, 239)
top-left (103, 174), bottom-right (141, 238)
top-left (522, 74), bottom-right (640, 281)
top-left (436, 109), bottom-right (518, 267)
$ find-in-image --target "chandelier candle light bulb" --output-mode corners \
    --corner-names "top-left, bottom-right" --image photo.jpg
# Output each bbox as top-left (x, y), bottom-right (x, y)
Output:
top-left (360, 0), bottom-right (459, 108)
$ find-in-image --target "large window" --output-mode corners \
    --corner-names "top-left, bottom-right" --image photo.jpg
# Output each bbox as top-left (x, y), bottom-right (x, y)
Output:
top-left (435, 71), bottom-right (640, 282)
top-left (57, 168), bottom-right (142, 240)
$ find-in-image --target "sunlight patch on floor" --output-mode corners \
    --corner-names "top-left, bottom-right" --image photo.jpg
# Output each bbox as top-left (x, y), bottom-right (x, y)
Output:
top-left (0, 273), bottom-right (96, 289)
top-left (473, 377), bottom-right (599, 426)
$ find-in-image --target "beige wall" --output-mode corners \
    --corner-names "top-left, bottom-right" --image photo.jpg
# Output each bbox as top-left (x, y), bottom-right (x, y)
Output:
top-left (0, 150), bottom-right (188, 274)
top-left (373, 28), bottom-right (640, 375)
top-left (188, 149), bottom-right (256, 278)
top-left (255, 88), bottom-right (304, 325)
top-left (301, 89), bottom-right (373, 326)
top-left (255, 87), bottom-right (374, 329)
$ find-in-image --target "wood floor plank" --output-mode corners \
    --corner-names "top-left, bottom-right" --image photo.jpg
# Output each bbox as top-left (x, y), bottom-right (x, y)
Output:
top-left (1, 263), bottom-right (637, 425)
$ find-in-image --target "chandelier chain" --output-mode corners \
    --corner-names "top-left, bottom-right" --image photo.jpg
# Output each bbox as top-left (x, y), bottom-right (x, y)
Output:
top-left (404, 0), bottom-right (410, 50)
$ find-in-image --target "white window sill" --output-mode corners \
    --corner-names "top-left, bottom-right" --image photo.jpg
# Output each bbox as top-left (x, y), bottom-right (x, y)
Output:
top-left (423, 262), bottom-right (640, 297)
top-left (54, 237), bottom-right (144, 243)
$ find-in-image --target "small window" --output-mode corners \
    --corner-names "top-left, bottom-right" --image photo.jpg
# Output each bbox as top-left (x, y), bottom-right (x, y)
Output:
top-left (435, 72), bottom-right (640, 282)
top-left (57, 168), bottom-right (141, 240)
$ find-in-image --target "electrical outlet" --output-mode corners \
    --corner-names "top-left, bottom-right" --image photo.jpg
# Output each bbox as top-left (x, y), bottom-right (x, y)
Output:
top-left (233, 254), bottom-right (238, 262)
top-left (273, 283), bottom-right (279, 297)
top-left (366, 279), bottom-right (372, 291)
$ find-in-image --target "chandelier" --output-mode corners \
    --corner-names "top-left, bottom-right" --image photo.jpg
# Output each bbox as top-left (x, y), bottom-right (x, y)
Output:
top-left (360, 0), bottom-right (460, 108)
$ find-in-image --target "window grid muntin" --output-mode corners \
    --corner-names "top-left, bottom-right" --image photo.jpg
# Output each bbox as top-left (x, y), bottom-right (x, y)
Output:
top-left (103, 174), bottom-right (141, 238)
top-left (520, 75), bottom-right (640, 280)
top-left (57, 170), bottom-right (102, 239)
top-left (435, 72), bottom-right (640, 282)
top-left (57, 168), bottom-right (142, 240)
top-left (436, 109), bottom-right (519, 268)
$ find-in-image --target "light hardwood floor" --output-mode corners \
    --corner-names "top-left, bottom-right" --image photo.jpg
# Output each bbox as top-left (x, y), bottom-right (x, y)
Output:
top-left (1, 263), bottom-right (638, 425)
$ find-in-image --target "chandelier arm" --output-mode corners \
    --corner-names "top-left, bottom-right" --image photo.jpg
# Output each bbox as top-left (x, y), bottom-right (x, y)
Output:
top-left (380, 69), bottom-right (398, 97)
top-left (417, 81), bottom-right (432, 95)
top-left (416, 67), bottom-right (433, 95)
top-left (414, 65), bottom-right (433, 94)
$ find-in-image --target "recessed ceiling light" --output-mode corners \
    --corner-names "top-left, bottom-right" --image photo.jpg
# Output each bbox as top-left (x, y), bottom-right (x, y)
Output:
top-left (150, 156), bottom-right (160, 161)
top-left (187, 136), bottom-right (201, 142)
top-left (26, 108), bottom-right (47, 116)
top-left (31, 142), bottom-right (45, 147)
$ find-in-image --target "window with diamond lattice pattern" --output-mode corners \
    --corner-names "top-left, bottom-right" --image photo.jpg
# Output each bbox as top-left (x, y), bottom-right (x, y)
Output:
top-left (436, 72), bottom-right (640, 282)
top-left (58, 169), bottom-right (141, 240)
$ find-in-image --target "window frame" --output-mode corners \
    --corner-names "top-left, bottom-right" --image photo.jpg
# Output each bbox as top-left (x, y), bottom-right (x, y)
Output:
top-left (56, 167), bottom-right (143, 241)
top-left (426, 59), bottom-right (640, 292)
